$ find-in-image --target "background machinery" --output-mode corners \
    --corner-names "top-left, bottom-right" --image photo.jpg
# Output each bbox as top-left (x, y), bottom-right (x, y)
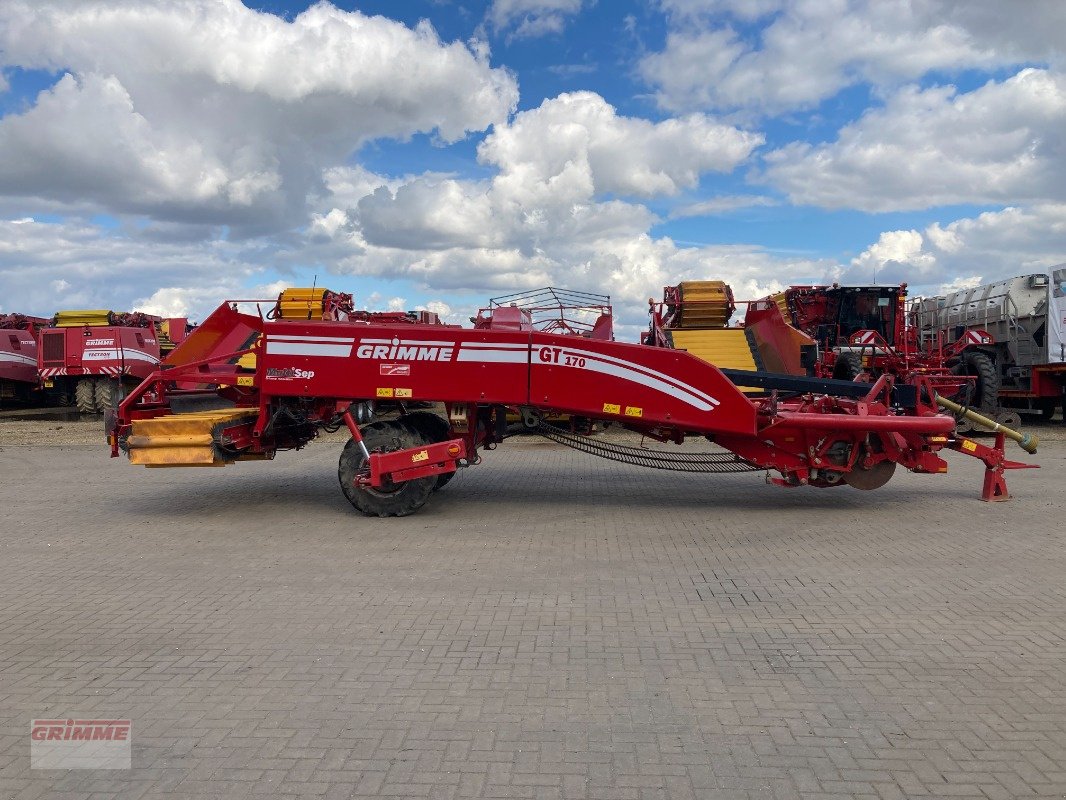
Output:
top-left (38, 310), bottom-right (190, 413)
top-left (913, 268), bottom-right (1066, 422)
top-left (106, 285), bottom-right (1038, 517)
top-left (0, 313), bottom-right (47, 406)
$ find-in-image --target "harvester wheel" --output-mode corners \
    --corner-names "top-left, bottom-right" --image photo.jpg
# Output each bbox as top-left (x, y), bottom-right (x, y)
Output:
top-left (833, 351), bottom-right (863, 381)
top-left (338, 421), bottom-right (435, 517)
top-left (94, 379), bottom-right (122, 412)
top-left (75, 379), bottom-right (96, 414)
top-left (399, 411), bottom-right (455, 491)
top-left (953, 351), bottom-right (999, 410)
top-left (1037, 398), bottom-right (1058, 422)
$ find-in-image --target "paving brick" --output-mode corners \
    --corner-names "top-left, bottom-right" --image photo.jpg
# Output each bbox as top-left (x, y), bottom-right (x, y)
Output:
top-left (0, 438), bottom-right (1065, 798)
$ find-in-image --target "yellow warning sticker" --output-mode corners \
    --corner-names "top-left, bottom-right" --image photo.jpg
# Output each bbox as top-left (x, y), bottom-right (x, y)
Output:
top-left (602, 403), bottom-right (621, 414)
top-left (929, 435), bottom-right (947, 443)
top-left (961, 439), bottom-right (977, 452)
top-left (395, 387), bottom-right (413, 398)
top-left (411, 449), bottom-right (429, 463)
top-left (236, 376), bottom-right (254, 386)
top-left (625, 406), bottom-right (643, 417)
top-left (376, 387), bottom-right (394, 398)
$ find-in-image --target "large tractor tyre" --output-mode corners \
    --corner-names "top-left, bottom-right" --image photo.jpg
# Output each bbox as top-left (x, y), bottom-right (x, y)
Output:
top-left (94, 379), bottom-right (122, 413)
top-left (399, 411), bottom-right (455, 491)
top-left (832, 351), bottom-right (864, 381)
top-left (338, 421), bottom-right (436, 517)
top-left (956, 351), bottom-right (999, 411)
top-left (74, 378), bottom-right (97, 414)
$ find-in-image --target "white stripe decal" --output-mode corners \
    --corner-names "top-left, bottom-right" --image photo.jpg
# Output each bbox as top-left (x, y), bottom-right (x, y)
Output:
top-left (0, 352), bottom-right (38, 366)
top-left (270, 335), bottom-right (357, 344)
top-left (559, 347), bottom-right (719, 408)
top-left (571, 357), bottom-right (717, 411)
top-left (266, 342), bottom-right (353, 357)
top-left (456, 349), bottom-right (528, 364)
top-left (460, 342), bottom-right (530, 350)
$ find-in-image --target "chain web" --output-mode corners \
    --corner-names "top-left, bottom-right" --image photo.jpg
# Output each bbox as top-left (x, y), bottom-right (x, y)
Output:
top-left (534, 423), bottom-right (761, 474)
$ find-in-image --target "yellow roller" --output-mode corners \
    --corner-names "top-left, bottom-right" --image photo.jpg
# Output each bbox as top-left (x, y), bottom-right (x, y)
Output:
top-left (676, 281), bottom-right (733, 328)
top-left (127, 408), bottom-right (259, 466)
top-left (54, 310), bottom-right (112, 327)
top-left (275, 287), bottom-right (328, 320)
top-left (769, 291), bottom-right (790, 321)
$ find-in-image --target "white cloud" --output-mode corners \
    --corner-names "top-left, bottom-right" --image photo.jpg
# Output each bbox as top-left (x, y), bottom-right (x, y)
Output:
top-left (135, 280), bottom-right (291, 320)
top-left (355, 92), bottom-right (761, 254)
top-left (763, 69), bottom-right (1066, 211)
top-left (669, 194), bottom-right (778, 219)
top-left (0, 0), bottom-right (518, 229)
top-left (641, 0), bottom-right (1065, 114)
top-left (479, 92), bottom-right (763, 198)
top-left (317, 91), bottom-right (778, 322)
top-left (487, 0), bottom-right (587, 38)
top-left (0, 217), bottom-right (267, 319)
top-left (843, 204), bottom-right (1066, 291)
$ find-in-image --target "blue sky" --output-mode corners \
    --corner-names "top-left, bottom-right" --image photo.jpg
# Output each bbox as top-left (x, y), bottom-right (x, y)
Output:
top-left (0, 0), bottom-right (1063, 331)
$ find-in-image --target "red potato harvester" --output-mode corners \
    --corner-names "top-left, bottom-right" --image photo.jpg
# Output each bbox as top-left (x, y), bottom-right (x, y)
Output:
top-left (108, 286), bottom-right (1039, 517)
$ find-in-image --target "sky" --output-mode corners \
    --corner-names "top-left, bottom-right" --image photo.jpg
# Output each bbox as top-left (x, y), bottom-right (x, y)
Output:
top-left (0, 0), bottom-right (1064, 335)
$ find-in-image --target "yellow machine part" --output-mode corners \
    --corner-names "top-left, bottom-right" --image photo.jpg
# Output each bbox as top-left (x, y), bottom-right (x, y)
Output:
top-left (275, 287), bottom-right (328, 320)
top-left (769, 291), bottom-right (790, 320)
top-left (233, 333), bottom-right (261, 370)
top-left (54, 310), bottom-right (112, 327)
top-left (676, 281), bottom-right (732, 328)
top-left (670, 329), bottom-right (761, 393)
top-left (127, 408), bottom-right (259, 467)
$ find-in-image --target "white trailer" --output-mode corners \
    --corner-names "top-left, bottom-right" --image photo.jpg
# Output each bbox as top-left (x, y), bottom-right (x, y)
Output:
top-left (915, 266), bottom-right (1066, 419)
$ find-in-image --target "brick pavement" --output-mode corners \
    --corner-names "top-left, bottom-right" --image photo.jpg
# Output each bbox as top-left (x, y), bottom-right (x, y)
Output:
top-left (1, 435), bottom-right (1065, 799)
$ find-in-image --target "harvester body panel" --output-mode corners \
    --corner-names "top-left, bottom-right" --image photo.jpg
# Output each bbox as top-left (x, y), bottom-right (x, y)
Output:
top-left (38, 325), bottom-right (162, 381)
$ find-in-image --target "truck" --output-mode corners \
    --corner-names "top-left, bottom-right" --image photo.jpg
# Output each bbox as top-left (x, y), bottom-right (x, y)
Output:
top-left (913, 267), bottom-right (1066, 422)
top-left (0, 313), bottom-right (48, 405)
top-left (37, 310), bottom-right (190, 413)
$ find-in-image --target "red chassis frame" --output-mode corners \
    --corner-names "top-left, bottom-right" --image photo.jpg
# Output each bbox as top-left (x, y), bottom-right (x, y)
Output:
top-left (111, 300), bottom-right (1037, 503)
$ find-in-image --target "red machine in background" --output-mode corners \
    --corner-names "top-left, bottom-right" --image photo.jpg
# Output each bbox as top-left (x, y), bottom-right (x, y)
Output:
top-left (107, 286), bottom-right (1038, 517)
top-left (38, 310), bottom-right (190, 413)
top-left (766, 284), bottom-right (1005, 425)
top-left (0, 313), bottom-right (48, 406)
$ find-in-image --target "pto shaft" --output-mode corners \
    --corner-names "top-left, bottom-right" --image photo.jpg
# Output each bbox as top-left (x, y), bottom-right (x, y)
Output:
top-left (935, 395), bottom-right (1039, 454)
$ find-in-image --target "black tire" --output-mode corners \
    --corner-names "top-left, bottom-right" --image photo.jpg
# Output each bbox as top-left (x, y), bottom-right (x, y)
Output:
top-left (338, 421), bottom-right (435, 517)
top-left (954, 351), bottom-right (999, 410)
top-left (832, 351), bottom-right (863, 381)
top-left (94, 379), bottom-right (121, 412)
top-left (75, 378), bottom-right (96, 414)
top-left (1036, 398), bottom-right (1058, 422)
top-left (399, 411), bottom-right (456, 491)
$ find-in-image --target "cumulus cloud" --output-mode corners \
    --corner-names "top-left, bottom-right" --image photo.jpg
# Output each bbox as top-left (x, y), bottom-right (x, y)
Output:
top-left (355, 92), bottom-right (762, 255)
top-left (0, 0), bottom-right (517, 230)
top-left (301, 90), bottom-right (779, 326)
top-left (486, 0), bottom-right (588, 38)
top-left (763, 69), bottom-right (1066, 211)
top-left (0, 217), bottom-right (268, 319)
top-left (842, 204), bottom-right (1066, 291)
top-left (641, 0), bottom-right (1065, 114)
